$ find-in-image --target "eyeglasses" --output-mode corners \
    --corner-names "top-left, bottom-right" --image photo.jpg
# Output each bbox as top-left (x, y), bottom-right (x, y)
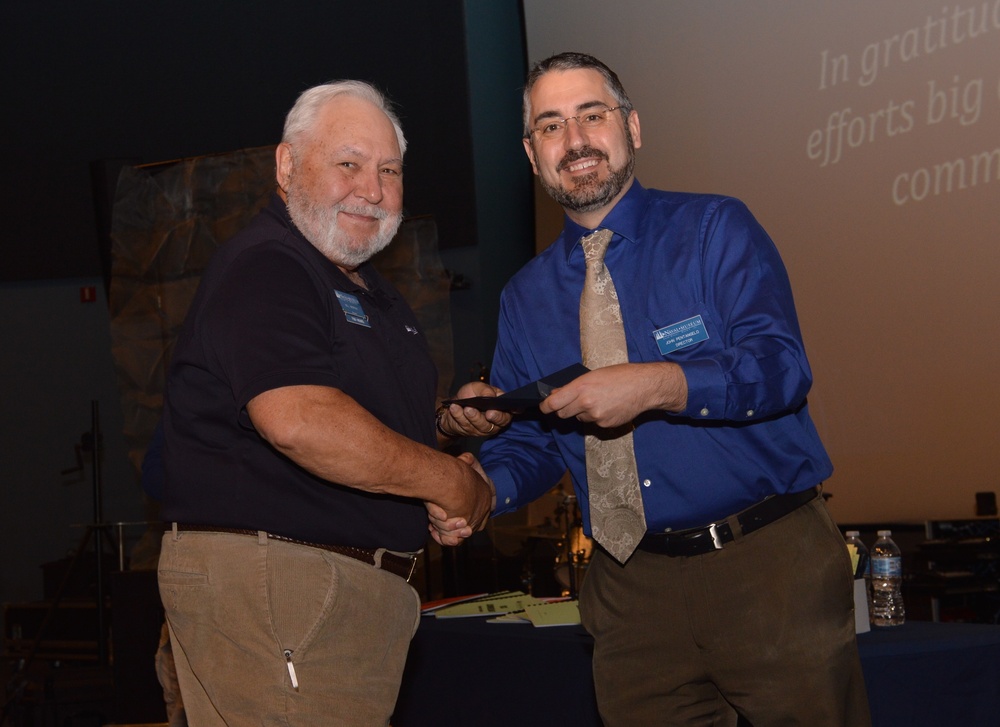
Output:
top-left (528, 106), bottom-right (623, 140)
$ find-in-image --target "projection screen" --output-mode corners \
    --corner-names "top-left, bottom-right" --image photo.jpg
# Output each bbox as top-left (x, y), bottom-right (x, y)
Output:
top-left (524, 0), bottom-right (1000, 523)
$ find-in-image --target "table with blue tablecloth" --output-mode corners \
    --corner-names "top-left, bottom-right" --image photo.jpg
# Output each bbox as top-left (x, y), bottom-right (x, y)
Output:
top-left (392, 616), bottom-right (1000, 727)
top-left (858, 620), bottom-right (1000, 727)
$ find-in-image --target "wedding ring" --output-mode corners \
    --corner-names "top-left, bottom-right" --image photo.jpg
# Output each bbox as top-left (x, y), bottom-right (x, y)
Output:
top-left (488, 423), bottom-right (496, 434)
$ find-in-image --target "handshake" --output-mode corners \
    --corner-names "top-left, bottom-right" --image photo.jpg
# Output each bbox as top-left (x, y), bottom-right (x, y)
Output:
top-left (426, 380), bottom-right (512, 547)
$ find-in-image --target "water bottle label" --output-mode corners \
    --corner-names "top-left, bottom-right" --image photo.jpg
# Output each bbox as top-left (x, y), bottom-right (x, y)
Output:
top-left (872, 557), bottom-right (901, 577)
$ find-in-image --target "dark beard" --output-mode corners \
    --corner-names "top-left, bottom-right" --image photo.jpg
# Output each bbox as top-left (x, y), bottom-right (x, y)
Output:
top-left (540, 133), bottom-right (636, 213)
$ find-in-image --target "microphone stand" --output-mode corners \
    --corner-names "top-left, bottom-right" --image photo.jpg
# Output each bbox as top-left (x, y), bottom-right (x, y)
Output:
top-left (89, 400), bottom-right (110, 667)
top-left (0, 401), bottom-right (116, 724)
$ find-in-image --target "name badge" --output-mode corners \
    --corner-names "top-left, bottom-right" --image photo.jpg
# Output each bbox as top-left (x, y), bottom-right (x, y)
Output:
top-left (334, 290), bottom-right (371, 328)
top-left (653, 315), bottom-right (708, 355)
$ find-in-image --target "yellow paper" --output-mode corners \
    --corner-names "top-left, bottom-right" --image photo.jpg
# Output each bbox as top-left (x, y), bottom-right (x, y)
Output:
top-left (486, 611), bottom-right (533, 624)
top-left (523, 600), bottom-right (581, 627)
top-left (846, 543), bottom-right (859, 575)
top-left (434, 591), bottom-right (545, 618)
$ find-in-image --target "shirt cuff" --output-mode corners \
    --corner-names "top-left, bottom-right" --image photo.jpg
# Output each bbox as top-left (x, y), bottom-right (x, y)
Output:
top-left (486, 464), bottom-right (519, 516)
top-left (677, 358), bottom-right (728, 420)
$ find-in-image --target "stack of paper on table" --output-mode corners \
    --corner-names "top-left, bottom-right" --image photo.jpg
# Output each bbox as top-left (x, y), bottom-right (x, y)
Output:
top-left (428, 591), bottom-right (541, 618)
top-left (489, 599), bottom-right (581, 627)
top-left (423, 591), bottom-right (581, 626)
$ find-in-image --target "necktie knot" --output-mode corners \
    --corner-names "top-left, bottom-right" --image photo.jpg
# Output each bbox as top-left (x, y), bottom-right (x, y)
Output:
top-left (581, 229), bottom-right (613, 264)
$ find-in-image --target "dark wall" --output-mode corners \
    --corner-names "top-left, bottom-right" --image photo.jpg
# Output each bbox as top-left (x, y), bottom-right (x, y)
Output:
top-left (0, 0), bottom-right (535, 642)
top-left (1, 0), bottom-right (478, 282)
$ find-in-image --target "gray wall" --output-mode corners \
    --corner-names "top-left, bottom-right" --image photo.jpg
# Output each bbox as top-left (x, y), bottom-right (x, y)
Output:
top-left (523, 0), bottom-right (1000, 525)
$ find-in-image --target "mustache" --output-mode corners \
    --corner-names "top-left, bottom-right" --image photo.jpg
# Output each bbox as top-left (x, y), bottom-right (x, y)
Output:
top-left (336, 203), bottom-right (390, 221)
top-left (557, 146), bottom-right (608, 172)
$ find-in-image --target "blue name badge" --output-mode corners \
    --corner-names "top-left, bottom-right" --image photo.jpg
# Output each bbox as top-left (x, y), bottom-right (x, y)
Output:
top-left (653, 315), bottom-right (709, 355)
top-left (334, 290), bottom-right (371, 328)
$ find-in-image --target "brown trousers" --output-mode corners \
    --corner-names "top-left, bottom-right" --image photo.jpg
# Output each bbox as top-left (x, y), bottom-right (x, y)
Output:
top-left (158, 529), bottom-right (420, 726)
top-left (580, 497), bottom-right (872, 727)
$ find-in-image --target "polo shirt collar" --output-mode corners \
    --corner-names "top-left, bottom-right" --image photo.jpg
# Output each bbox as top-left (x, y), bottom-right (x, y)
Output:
top-left (266, 191), bottom-right (396, 302)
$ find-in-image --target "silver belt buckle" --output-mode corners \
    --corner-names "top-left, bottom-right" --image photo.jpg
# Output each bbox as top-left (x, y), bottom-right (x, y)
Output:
top-left (708, 522), bottom-right (724, 550)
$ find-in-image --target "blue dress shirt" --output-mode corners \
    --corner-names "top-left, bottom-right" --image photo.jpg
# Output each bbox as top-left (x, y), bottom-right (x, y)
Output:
top-left (480, 180), bottom-right (833, 532)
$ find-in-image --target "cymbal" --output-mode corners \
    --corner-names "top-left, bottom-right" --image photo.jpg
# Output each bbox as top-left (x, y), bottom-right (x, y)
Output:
top-left (494, 524), bottom-right (567, 540)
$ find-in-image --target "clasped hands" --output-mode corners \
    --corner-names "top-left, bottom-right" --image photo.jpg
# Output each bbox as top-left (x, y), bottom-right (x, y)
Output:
top-left (427, 380), bottom-right (509, 546)
top-left (427, 364), bottom-right (687, 546)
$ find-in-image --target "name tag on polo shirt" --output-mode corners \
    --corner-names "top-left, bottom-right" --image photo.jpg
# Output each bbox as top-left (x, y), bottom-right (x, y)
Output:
top-left (334, 290), bottom-right (371, 328)
top-left (653, 315), bottom-right (709, 355)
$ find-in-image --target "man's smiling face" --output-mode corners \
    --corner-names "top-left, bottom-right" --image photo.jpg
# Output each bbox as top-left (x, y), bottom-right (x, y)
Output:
top-left (523, 67), bottom-right (641, 226)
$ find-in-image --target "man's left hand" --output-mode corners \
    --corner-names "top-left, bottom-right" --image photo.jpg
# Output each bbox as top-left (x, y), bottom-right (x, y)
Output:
top-left (437, 381), bottom-right (512, 439)
top-left (539, 362), bottom-right (688, 428)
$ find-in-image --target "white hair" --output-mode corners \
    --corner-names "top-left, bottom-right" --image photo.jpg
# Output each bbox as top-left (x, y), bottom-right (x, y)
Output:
top-left (282, 80), bottom-right (407, 155)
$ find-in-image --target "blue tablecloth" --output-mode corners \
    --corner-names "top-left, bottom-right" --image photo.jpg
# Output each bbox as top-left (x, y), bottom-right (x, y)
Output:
top-left (394, 616), bottom-right (1000, 727)
top-left (858, 621), bottom-right (1000, 727)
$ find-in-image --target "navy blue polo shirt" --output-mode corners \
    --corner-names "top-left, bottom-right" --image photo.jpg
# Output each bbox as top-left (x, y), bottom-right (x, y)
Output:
top-left (162, 194), bottom-right (436, 552)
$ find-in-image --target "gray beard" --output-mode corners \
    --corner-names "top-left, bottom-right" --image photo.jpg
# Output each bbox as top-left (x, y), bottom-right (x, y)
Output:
top-left (286, 185), bottom-right (402, 268)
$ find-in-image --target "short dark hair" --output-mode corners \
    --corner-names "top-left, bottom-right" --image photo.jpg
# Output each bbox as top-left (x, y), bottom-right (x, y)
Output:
top-left (522, 52), bottom-right (633, 137)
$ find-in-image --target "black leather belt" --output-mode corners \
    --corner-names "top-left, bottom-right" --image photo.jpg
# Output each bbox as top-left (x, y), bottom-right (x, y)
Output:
top-left (638, 487), bottom-right (820, 557)
top-left (172, 524), bottom-right (419, 581)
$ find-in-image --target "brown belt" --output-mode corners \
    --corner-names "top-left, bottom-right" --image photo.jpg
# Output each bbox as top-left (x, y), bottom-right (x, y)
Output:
top-left (172, 523), bottom-right (419, 581)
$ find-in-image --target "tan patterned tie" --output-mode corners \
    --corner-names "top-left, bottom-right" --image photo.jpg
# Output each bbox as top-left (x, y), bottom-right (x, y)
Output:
top-left (579, 228), bottom-right (647, 563)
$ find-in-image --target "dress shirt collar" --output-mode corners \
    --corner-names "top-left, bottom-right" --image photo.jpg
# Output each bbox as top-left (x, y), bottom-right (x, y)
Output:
top-left (561, 179), bottom-right (649, 263)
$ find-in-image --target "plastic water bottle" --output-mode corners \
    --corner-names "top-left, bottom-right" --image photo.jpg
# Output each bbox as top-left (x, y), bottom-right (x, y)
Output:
top-left (870, 530), bottom-right (905, 626)
top-left (845, 530), bottom-right (871, 604)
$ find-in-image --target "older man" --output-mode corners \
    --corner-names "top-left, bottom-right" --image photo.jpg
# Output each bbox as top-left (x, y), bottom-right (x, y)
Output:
top-left (437, 53), bottom-right (871, 726)
top-left (158, 80), bottom-right (498, 726)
